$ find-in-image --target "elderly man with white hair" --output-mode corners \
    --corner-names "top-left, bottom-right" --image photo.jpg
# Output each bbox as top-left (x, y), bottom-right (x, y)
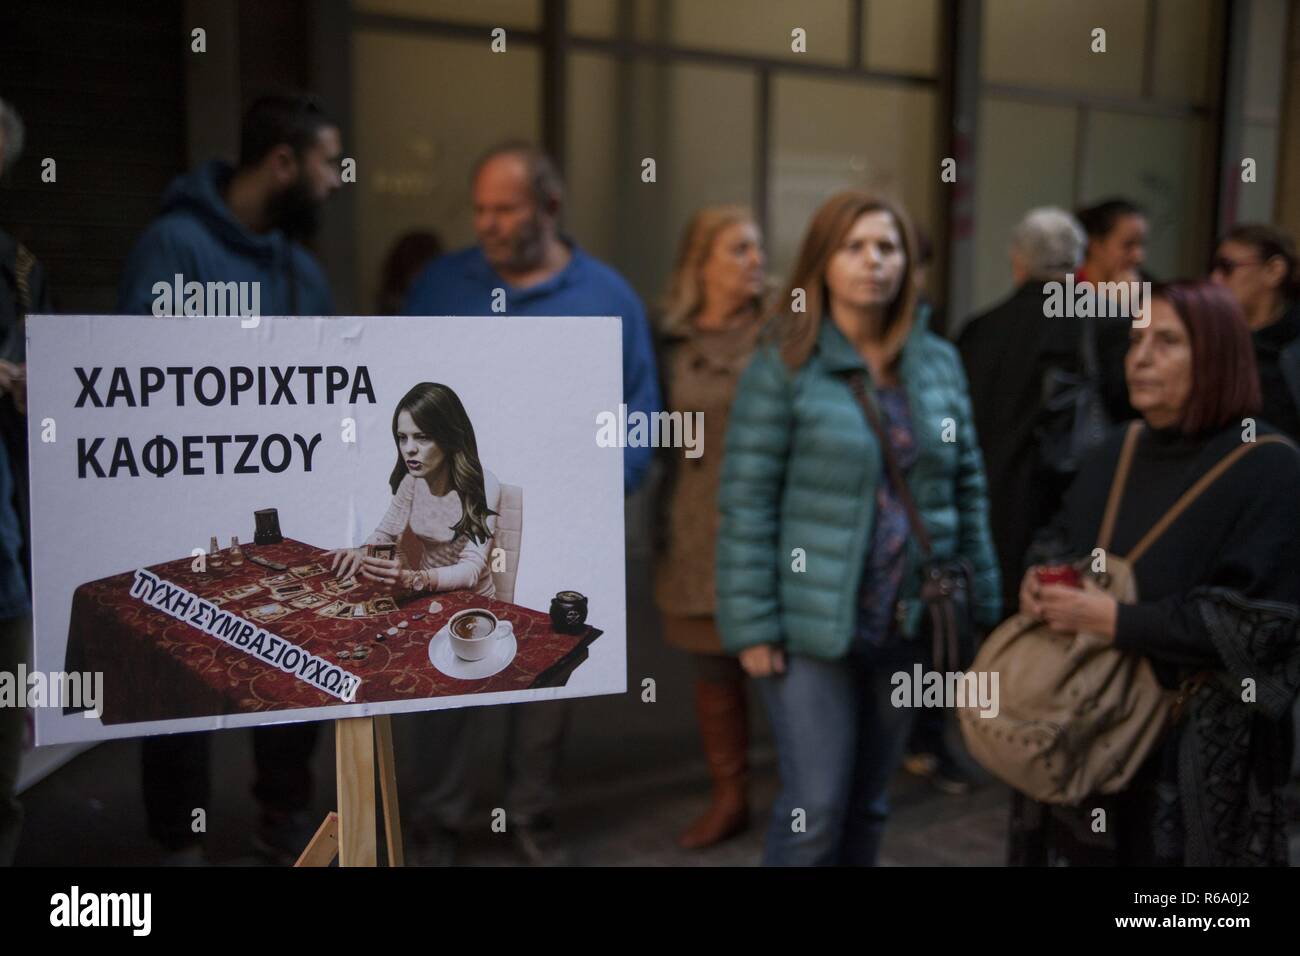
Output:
top-left (0, 94), bottom-right (50, 866)
top-left (957, 206), bottom-right (1133, 618)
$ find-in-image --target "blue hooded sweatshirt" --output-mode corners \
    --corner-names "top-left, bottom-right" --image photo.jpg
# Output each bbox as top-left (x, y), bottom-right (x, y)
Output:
top-left (118, 160), bottom-right (334, 317)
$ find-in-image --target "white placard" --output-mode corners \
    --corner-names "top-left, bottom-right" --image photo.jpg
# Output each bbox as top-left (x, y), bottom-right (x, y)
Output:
top-left (26, 314), bottom-right (626, 744)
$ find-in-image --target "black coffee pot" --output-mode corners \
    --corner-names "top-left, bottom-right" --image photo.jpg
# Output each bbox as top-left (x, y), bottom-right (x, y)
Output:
top-left (549, 591), bottom-right (588, 634)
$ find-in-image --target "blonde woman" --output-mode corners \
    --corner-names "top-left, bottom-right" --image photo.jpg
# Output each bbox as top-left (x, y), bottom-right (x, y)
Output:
top-left (654, 206), bottom-right (766, 849)
top-left (715, 192), bottom-right (1001, 865)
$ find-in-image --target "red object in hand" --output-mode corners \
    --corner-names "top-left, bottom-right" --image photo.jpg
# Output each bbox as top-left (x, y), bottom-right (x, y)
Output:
top-left (1035, 564), bottom-right (1082, 588)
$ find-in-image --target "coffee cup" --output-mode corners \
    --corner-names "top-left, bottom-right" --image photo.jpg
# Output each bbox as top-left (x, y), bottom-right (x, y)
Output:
top-left (447, 608), bottom-right (513, 661)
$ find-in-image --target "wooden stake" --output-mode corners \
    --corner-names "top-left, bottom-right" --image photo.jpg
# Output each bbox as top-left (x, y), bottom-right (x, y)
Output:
top-left (294, 811), bottom-right (339, 867)
top-left (297, 716), bottom-right (403, 867)
top-left (335, 716), bottom-right (378, 867)
top-left (374, 715), bottom-right (405, 866)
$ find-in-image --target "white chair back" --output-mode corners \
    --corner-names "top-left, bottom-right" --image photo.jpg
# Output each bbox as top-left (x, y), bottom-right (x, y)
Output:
top-left (491, 482), bottom-right (523, 603)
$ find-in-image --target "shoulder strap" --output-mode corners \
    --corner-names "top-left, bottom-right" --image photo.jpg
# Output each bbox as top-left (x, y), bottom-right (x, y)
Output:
top-left (1125, 434), bottom-right (1292, 563)
top-left (846, 371), bottom-right (932, 557)
top-left (1096, 421), bottom-right (1142, 551)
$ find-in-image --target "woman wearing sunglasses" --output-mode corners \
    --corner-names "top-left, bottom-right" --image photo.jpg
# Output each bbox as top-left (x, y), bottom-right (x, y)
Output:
top-left (1208, 224), bottom-right (1300, 442)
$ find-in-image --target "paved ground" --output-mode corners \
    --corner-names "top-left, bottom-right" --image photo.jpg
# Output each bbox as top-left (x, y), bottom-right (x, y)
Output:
top-left (13, 724), bottom-right (1013, 867)
top-left (13, 508), bottom-right (1299, 866)
top-left (14, 527), bottom-right (1014, 867)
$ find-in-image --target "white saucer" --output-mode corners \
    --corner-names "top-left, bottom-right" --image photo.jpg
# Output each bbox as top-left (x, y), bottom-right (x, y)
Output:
top-left (428, 626), bottom-right (517, 679)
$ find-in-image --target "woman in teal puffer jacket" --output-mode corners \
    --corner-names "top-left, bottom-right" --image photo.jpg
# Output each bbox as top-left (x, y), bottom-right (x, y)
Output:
top-left (715, 192), bottom-right (1001, 865)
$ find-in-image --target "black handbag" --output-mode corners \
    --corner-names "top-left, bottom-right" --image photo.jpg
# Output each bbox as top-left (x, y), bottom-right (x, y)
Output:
top-left (846, 371), bottom-right (975, 671)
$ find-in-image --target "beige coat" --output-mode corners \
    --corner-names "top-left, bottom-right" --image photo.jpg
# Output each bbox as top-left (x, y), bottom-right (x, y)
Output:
top-left (654, 319), bottom-right (763, 652)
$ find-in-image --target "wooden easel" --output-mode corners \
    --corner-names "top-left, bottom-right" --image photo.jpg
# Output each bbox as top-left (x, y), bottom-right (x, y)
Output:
top-left (294, 715), bottom-right (404, 867)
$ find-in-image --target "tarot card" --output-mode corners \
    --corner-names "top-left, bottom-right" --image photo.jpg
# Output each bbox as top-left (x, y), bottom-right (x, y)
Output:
top-left (222, 583), bottom-right (262, 602)
top-left (332, 602), bottom-right (359, 619)
top-left (260, 573), bottom-right (295, 587)
top-left (366, 543), bottom-right (397, 562)
top-left (290, 562), bottom-right (328, 579)
top-left (270, 582), bottom-right (309, 600)
top-left (246, 602), bottom-right (288, 624)
top-left (315, 600), bottom-right (348, 618)
top-left (289, 592), bottom-right (330, 610)
top-left (322, 577), bottom-right (360, 596)
top-left (350, 602), bottom-right (369, 618)
top-left (367, 596), bottom-right (398, 616)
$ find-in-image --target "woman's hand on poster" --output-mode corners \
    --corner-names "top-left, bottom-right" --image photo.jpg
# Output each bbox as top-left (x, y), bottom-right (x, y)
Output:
top-left (1037, 578), bottom-right (1118, 639)
top-left (327, 547), bottom-right (366, 580)
top-left (359, 554), bottom-right (402, 584)
top-left (739, 643), bottom-right (786, 678)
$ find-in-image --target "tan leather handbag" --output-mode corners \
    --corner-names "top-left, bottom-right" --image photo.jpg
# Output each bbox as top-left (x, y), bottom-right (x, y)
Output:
top-left (958, 423), bottom-right (1287, 806)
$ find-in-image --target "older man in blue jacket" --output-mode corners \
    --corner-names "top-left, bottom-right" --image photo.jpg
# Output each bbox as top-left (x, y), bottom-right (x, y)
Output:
top-left (403, 142), bottom-right (660, 865)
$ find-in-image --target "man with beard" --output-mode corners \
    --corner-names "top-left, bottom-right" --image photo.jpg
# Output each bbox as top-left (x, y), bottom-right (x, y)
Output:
top-left (119, 94), bottom-right (339, 316)
top-left (118, 94), bottom-right (342, 864)
top-left (402, 142), bottom-right (660, 866)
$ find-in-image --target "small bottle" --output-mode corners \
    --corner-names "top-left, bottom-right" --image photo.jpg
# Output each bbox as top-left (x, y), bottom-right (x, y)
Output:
top-left (209, 535), bottom-right (224, 569)
top-left (229, 536), bottom-right (245, 567)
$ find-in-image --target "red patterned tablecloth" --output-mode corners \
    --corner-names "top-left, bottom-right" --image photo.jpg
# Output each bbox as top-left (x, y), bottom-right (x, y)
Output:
top-left (63, 538), bottom-right (602, 724)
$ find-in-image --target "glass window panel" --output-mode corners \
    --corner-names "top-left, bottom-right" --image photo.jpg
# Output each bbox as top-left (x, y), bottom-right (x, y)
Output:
top-left (1244, 0), bottom-right (1288, 122)
top-left (1237, 124), bottom-right (1279, 224)
top-left (864, 0), bottom-right (938, 76)
top-left (568, 0), bottom-right (659, 37)
top-left (969, 97), bottom-right (1079, 316)
top-left (1279, 68), bottom-right (1300, 235)
top-left (667, 0), bottom-right (851, 65)
top-left (769, 74), bottom-right (937, 281)
top-left (1080, 110), bottom-right (1213, 281)
top-left (352, 31), bottom-right (541, 311)
top-left (982, 0), bottom-right (1146, 98)
top-left (565, 54), bottom-right (620, 265)
top-left (1152, 0), bottom-right (1217, 105)
top-left (354, 0), bottom-right (541, 29)
top-left (568, 0), bottom-right (618, 37)
top-left (566, 54), bottom-right (758, 305)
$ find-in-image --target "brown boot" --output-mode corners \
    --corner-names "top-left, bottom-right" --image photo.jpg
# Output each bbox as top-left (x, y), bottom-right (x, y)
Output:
top-left (679, 678), bottom-right (750, 849)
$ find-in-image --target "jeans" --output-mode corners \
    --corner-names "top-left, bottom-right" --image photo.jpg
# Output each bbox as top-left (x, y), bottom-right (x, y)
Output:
top-left (756, 640), bottom-right (921, 866)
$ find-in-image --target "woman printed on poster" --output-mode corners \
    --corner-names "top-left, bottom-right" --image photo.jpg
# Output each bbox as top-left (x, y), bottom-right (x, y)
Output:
top-left (327, 382), bottom-right (500, 597)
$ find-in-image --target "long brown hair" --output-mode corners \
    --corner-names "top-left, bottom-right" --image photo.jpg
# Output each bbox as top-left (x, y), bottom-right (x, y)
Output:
top-left (659, 205), bottom-right (764, 336)
top-left (389, 383), bottom-right (497, 544)
top-left (771, 191), bottom-right (920, 371)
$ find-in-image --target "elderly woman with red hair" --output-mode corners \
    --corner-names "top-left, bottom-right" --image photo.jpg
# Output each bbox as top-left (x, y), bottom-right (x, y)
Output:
top-left (1010, 280), bottom-right (1300, 866)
